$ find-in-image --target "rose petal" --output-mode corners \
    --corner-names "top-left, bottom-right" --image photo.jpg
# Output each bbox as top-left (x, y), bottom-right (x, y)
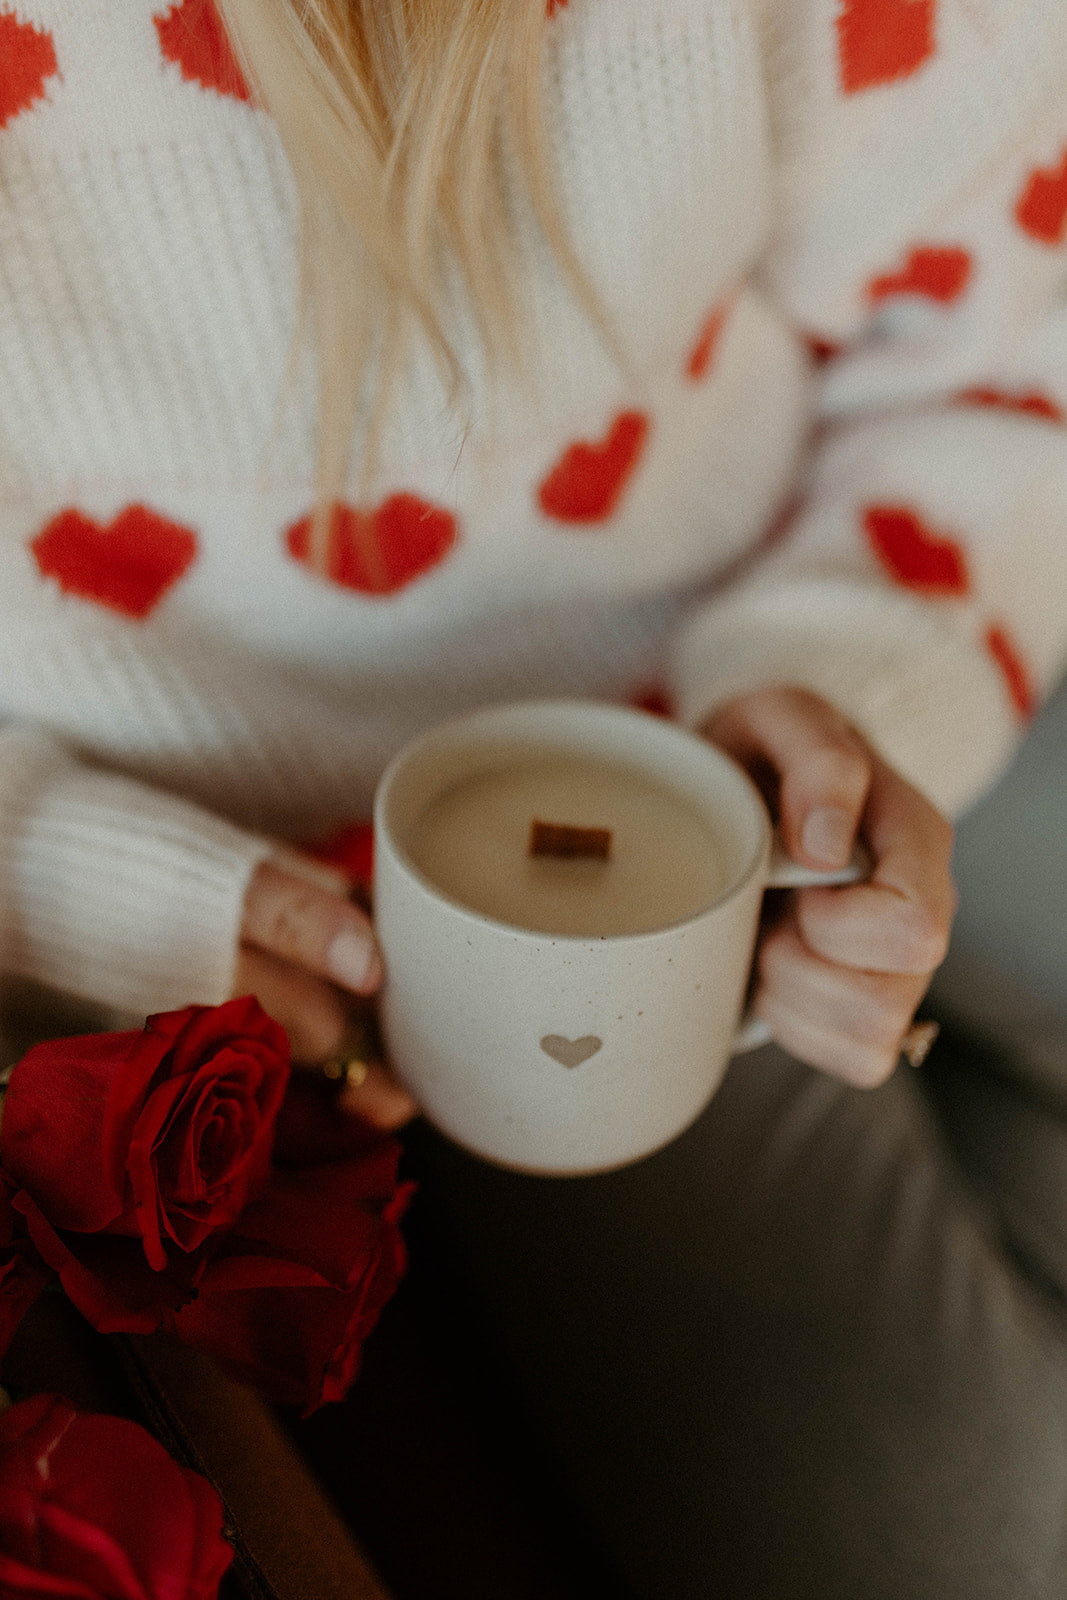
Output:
top-left (175, 1153), bottom-right (412, 1412)
top-left (0, 1552), bottom-right (106, 1596)
top-left (1, 1033), bottom-right (140, 1231)
top-left (0, 1398), bottom-right (232, 1600)
top-left (11, 1191), bottom-right (201, 1334)
top-left (214, 1158), bottom-right (404, 1285)
top-left (25, 1503), bottom-right (149, 1600)
top-left (0, 1177), bottom-right (49, 1364)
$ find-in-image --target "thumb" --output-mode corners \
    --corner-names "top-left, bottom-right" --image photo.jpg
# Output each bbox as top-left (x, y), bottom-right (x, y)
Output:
top-left (703, 687), bottom-right (873, 870)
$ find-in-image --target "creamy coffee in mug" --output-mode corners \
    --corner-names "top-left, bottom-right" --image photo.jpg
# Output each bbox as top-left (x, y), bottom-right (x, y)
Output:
top-left (373, 699), bottom-right (860, 1175)
top-left (406, 754), bottom-right (728, 938)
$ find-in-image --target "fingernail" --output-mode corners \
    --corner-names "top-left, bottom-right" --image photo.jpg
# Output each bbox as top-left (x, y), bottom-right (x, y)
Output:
top-left (326, 927), bottom-right (379, 991)
top-left (801, 806), bottom-right (853, 867)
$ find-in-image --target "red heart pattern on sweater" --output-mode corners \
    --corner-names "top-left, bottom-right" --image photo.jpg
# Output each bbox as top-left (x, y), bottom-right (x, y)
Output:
top-left (304, 820), bottom-right (375, 888)
top-left (154, 0), bottom-right (251, 103)
top-left (686, 302), bottom-right (730, 382)
top-left (286, 497), bottom-right (458, 595)
top-left (863, 505), bottom-right (969, 595)
top-left (805, 335), bottom-right (843, 367)
top-left (837, 0), bottom-right (936, 95)
top-left (628, 683), bottom-right (676, 720)
top-left (538, 412), bottom-right (650, 524)
top-left (985, 624), bottom-right (1035, 720)
top-left (958, 387), bottom-right (1064, 424)
top-left (866, 246), bottom-right (971, 306)
top-left (31, 505), bottom-right (199, 619)
top-left (1014, 147), bottom-right (1067, 245)
top-left (0, 12), bottom-right (58, 130)
top-left (831, 0), bottom-right (934, 94)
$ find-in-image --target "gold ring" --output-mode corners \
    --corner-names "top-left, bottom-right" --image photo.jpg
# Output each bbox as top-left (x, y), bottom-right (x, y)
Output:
top-left (320, 1018), bottom-right (377, 1089)
top-left (342, 1057), bottom-right (370, 1090)
top-left (900, 1020), bottom-right (940, 1069)
top-left (321, 1055), bottom-right (370, 1088)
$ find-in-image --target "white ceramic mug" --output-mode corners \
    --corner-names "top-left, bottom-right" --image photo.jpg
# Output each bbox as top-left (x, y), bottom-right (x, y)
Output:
top-left (373, 700), bottom-right (863, 1175)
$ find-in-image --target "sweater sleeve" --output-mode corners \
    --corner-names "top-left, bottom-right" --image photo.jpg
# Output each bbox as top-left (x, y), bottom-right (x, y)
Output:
top-left (0, 723), bottom-right (273, 1015)
top-left (669, 0), bottom-right (1067, 818)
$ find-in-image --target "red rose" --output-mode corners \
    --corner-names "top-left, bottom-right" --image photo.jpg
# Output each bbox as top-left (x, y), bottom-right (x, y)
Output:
top-left (7, 1193), bottom-right (207, 1335)
top-left (0, 1393), bottom-right (233, 1600)
top-left (176, 1148), bottom-right (413, 1413)
top-left (0, 1178), bottom-right (48, 1363)
top-left (1, 998), bottom-right (290, 1274)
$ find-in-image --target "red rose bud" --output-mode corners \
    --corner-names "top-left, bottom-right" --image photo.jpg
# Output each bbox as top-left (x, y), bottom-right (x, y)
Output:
top-left (176, 1150), bottom-right (414, 1414)
top-left (1, 997), bottom-right (290, 1273)
top-left (0, 1394), bottom-right (233, 1600)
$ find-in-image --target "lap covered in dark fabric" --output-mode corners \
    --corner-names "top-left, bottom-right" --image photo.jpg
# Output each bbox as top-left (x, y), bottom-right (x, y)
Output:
top-left (398, 964), bottom-right (1067, 1600)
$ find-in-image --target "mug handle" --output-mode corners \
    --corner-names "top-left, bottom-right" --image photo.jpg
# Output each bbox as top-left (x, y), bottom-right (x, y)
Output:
top-left (732, 831), bottom-right (872, 1054)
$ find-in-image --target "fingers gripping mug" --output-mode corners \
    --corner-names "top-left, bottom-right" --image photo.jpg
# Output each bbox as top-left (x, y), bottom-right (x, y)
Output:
top-left (373, 700), bottom-right (864, 1175)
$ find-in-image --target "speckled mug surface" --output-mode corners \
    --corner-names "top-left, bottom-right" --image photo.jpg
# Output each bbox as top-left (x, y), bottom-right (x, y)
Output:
top-left (374, 700), bottom-right (856, 1175)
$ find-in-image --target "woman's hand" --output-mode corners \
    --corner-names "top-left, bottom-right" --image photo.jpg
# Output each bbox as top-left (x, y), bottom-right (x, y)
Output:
top-left (233, 860), bottom-right (418, 1128)
top-left (701, 687), bottom-right (956, 1087)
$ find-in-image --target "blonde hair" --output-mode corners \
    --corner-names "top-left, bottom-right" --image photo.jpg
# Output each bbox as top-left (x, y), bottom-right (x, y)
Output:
top-left (215, 0), bottom-right (607, 577)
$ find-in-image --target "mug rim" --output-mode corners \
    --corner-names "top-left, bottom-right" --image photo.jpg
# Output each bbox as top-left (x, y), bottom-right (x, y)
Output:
top-left (373, 698), bottom-right (772, 945)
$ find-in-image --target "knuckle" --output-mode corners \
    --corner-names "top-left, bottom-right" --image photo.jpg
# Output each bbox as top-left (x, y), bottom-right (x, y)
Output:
top-left (738, 684), bottom-right (788, 721)
top-left (779, 685), bottom-right (849, 730)
top-left (295, 993), bottom-right (346, 1063)
top-left (893, 896), bottom-right (951, 970)
top-left (803, 738), bottom-right (869, 805)
top-left (773, 1012), bottom-right (897, 1089)
top-left (842, 976), bottom-right (906, 1051)
top-left (847, 1045), bottom-right (898, 1089)
top-left (245, 864), bottom-right (362, 972)
top-left (371, 1098), bottom-right (418, 1132)
top-left (819, 1013), bottom-right (900, 1085)
top-left (755, 921), bottom-right (800, 983)
top-left (263, 884), bottom-right (323, 955)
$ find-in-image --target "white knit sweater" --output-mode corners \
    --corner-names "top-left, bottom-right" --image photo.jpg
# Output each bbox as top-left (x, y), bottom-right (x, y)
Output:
top-left (1, 0), bottom-right (1066, 1017)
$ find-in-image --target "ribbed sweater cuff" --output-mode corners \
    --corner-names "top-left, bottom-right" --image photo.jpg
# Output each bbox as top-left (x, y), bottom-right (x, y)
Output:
top-left (670, 580), bottom-right (1020, 819)
top-left (0, 726), bottom-right (273, 1015)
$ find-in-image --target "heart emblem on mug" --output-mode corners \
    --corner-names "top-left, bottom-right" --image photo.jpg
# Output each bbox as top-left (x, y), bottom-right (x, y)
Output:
top-left (540, 1034), bottom-right (602, 1068)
